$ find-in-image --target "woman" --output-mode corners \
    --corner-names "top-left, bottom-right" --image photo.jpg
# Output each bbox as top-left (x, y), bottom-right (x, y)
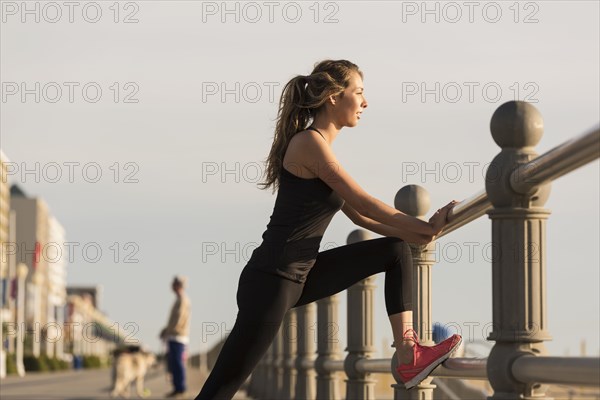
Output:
top-left (195, 60), bottom-right (460, 399)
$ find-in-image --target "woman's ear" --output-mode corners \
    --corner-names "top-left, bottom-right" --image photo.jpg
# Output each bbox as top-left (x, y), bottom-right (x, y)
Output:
top-left (328, 94), bottom-right (337, 106)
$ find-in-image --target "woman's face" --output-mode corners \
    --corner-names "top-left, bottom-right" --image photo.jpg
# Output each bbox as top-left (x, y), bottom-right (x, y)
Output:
top-left (333, 71), bottom-right (368, 127)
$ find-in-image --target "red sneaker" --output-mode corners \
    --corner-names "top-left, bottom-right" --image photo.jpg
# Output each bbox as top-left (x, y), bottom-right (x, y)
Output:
top-left (396, 329), bottom-right (462, 389)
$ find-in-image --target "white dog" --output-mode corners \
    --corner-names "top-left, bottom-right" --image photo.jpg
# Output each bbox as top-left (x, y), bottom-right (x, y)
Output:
top-left (110, 350), bottom-right (156, 398)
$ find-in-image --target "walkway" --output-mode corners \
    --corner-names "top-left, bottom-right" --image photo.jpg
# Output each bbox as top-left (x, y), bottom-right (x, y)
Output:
top-left (0, 365), bottom-right (249, 399)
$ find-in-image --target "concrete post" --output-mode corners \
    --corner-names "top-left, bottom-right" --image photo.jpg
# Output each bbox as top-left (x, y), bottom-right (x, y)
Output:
top-left (16, 263), bottom-right (28, 377)
top-left (295, 303), bottom-right (317, 399)
top-left (246, 349), bottom-right (263, 398)
top-left (260, 341), bottom-right (274, 399)
top-left (8, 210), bottom-right (17, 354)
top-left (315, 294), bottom-right (342, 399)
top-left (392, 185), bottom-right (436, 399)
top-left (282, 308), bottom-right (298, 399)
top-left (266, 333), bottom-right (277, 399)
top-left (255, 353), bottom-right (268, 398)
top-left (485, 101), bottom-right (552, 399)
top-left (46, 302), bottom-right (54, 359)
top-left (56, 304), bottom-right (65, 360)
top-left (31, 272), bottom-right (42, 357)
top-left (269, 324), bottom-right (284, 399)
top-left (344, 229), bottom-right (377, 399)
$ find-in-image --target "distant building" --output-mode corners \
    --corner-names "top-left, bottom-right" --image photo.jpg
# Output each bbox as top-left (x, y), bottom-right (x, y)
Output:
top-left (66, 286), bottom-right (103, 310)
top-left (64, 286), bottom-right (127, 364)
top-left (8, 183), bottom-right (68, 360)
top-left (1, 150), bottom-right (15, 377)
top-left (9, 184), bottom-right (51, 357)
top-left (1, 155), bottom-right (127, 374)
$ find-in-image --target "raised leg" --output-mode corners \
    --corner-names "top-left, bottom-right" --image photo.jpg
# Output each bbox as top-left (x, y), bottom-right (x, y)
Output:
top-left (293, 237), bottom-right (413, 315)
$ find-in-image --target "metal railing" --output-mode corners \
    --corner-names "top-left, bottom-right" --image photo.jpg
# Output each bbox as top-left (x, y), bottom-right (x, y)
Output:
top-left (244, 101), bottom-right (600, 399)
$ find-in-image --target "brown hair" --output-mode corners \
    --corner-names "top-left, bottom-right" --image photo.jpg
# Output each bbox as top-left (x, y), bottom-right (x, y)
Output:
top-left (257, 59), bottom-right (363, 193)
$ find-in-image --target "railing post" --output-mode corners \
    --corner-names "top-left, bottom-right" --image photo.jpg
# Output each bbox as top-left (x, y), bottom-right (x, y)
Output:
top-left (485, 101), bottom-right (552, 399)
top-left (259, 338), bottom-right (277, 399)
top-left (315, 294), bottom-right (342, 399)
top-left (16, 263), bottom-right (28, 377)
top-left (392, 185), bottom-right (436, 399)
top-left (345, 229), bottom-right (377, 399)
top-left (273, 325), bottom-right (285, 399)
top-left (295, 303), bottom-right (317, 399)
top-left (262, 341), bottom-right (274, 399)
top-left (282, 309), bottom-right (298, 399)
top-left (247, 345), bottom-right (264, 398)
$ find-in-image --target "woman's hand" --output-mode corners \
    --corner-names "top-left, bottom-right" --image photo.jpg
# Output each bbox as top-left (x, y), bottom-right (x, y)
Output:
top-left (428, 200), bottom-right (459, 235)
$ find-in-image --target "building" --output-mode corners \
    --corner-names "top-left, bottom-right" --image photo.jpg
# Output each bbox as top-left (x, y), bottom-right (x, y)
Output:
top-left (9, 184), bottom-right (50, 357)
top-left (0, 150), bottom-right (14, 377)
top-left (1, 156), bottom-right (123, 376)
top-left (64, 286), bottom-right (126, 365)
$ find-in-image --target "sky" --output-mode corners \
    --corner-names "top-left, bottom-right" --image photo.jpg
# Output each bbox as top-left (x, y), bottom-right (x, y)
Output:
top-left (1, 0), bottom-right (599, 360)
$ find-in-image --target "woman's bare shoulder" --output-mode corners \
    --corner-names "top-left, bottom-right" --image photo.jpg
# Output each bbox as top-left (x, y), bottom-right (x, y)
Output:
top-left (292, 128), bottom-right (320, 142)
top-left (289, 129), bottom-right (326, 151)
top-left (283, 130), bottom-right (325, 178)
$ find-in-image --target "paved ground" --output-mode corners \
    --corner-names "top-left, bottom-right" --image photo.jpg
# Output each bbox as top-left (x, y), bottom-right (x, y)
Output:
top-left (0, 365), bottom-right (249, 400)
top-left (3, 367), bottom-right (596, 399)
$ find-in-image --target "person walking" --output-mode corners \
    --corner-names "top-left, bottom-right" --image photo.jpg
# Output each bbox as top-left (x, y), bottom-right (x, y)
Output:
top-left (195, 59), bottom-right (461, 399)
top-left (160, 275), bottom-right (191, 398)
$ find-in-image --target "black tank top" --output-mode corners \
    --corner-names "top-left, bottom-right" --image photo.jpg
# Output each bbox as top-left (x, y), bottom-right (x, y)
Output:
top-left (246, 127), bottom-right (345, 283)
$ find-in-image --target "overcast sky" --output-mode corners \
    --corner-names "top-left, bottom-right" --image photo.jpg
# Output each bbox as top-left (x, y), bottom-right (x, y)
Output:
top-left (2, 1), bottom-right (599, 359)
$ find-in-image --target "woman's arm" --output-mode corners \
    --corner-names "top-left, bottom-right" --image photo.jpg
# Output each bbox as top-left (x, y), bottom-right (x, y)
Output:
top-left (341, 202), bottom-right (435, 245)
top-left (299, 131), bottom-right (452, 237)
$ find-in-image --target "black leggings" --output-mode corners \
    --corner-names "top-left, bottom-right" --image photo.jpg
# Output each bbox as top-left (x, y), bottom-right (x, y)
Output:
top-left (195, 236), bottom-right (413, 399)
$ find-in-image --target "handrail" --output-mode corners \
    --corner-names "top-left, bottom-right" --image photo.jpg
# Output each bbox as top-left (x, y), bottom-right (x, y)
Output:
top-left (432, 358), bottom-right (488, 380)
top-left (512, 356), bottom-right (600, 387)
top-left (511, 126), bottom-right (600, 194)
top-left (438, 189), bottom-right (491, 239)
top-left (322, 359), bottom-right (344, 371)
top-left (438, 124), bottom-right (600, 239)
top-left (291, 355), bottom-right (489, 378)
top-left (354, 358), bottom-right (392, 374)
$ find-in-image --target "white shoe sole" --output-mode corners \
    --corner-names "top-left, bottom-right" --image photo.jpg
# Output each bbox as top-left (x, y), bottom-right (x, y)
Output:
top-left (403, 337), bottom-right (462, 390)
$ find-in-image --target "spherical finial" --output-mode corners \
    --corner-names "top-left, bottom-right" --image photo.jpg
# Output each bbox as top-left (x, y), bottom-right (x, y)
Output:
top-left (490, 101), bottom-right (543, 148)
top-left (394, 184), bottom-right (430, 217)
top-left (347, 229), bottom-right (372, 244)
